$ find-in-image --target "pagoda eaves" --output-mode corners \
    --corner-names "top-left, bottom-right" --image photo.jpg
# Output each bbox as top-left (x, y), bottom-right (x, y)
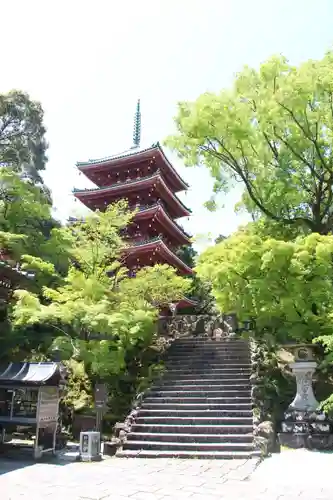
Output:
top-left (124, 237), bottom-right (193, 275)
top-left (73, 171), bottom-right (191, 219)
top-left (74, 128), bottom-right (195, 294)
top-left (133, 204), bottom-right (191, 247)
top-left (76, 142), bottom-right (188, 193)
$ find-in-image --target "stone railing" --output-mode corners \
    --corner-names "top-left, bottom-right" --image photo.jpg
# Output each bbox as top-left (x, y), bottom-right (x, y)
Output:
top-left (157, 314), bottom-right (227, 339)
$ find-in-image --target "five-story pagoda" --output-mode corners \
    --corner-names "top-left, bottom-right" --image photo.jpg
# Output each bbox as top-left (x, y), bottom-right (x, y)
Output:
top-left (73, 101), bottom-right (195, 309)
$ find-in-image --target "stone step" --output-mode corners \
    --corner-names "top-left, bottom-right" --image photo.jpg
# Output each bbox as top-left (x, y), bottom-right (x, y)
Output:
top-left (163, 367), bottom-right (251, 374)
top-left (170, 340), bottom-right (248, 345)
top-left (122, 440), bottom-right (255, 452)
top-left (163, 356), bottom-right (251, 366)
top-left (117, 335), bottom-right (254, 459)
top-left (158, 378), bottom-right (250, 386)
top-left (168, 351), bottom-right (250, 355)
top-left (169, 346), bottom-right (249, 352)
top-left (170, 339), bottom-right (247, 344)
top-left (169, 342), bottom-right (248, 348)
top-left (135, 416), bottom-right (254, 425)
top-left (116, 449), bottom-right (260, 459)
top-left (167, 347), bottom-right (250, 354)
top-left (166, 356), bottom-right (251, 361)
top-left (148, 390), bottom-right (251, 400)
top-left (165, 364), bottom-right (251, 370)
top-left (156, 382), bottom-right (251, 390)
top-left (126, 432), bottom-right (254, 443)
top-left (165, 360), bottom-right (251, 365)
top-left (162, 373), bottom-right (251, 380)
top-left (168, 343), bottom-right (249, 349)
top-left (141, 402), bottom-right (252, 411)
top-left (138, 409), bottom-right (253, 417)
top-left (167, 355), bottom-right (250, 361)
top-left (153, 384), bottom-right (251, 393)
top-left (166, 357), bottom-right (251, 363)
top-left (131, 423), bottom-right (254, 434)
top-left (144, 397), bottom-right (252, 405)
top-left (164, 364), bottom-right (252, 369)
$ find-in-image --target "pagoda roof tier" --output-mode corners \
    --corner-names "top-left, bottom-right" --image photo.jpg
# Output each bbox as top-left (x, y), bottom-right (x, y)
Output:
top-left (124, 237), bottom-right (193, 275)
top-left (76, 142), bottom-right (189, 193)
top-left (134, 204), bottom-right (191, 246)
top-left (159, 296), bottom-right (197, 315)
top-left (176, 297), bottom-right (198, 309)
top-left (73, 172), bottom-right (191, 219)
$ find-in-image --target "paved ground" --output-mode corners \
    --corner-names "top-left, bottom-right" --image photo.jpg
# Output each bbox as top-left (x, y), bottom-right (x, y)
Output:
top-left (1, 449), bottom-right (332, 499)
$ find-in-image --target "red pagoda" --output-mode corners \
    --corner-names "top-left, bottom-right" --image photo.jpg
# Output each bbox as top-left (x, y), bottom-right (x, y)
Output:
top-left (73, 101), bottom-right (195, 310)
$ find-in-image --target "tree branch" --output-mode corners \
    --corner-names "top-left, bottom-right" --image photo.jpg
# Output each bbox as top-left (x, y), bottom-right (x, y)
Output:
top-left (199, 138), bottom-right (315, 230)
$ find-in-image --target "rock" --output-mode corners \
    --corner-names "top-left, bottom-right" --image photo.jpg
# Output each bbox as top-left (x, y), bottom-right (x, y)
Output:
top-left (255, 420), bottom-right (274, 438)
top-left (253, 414), bottom-right (260, 426)
top-left (119, 430), bottom-right (127, 441)
top-left (114, 422), bottom-right (126, 437)
top-left (103, 440), bottom-right (120, 456)
top-left (254, 420), bottom-right (276, 455)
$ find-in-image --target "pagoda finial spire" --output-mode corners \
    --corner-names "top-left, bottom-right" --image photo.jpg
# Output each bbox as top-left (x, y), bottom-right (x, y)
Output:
top-left (132, 99), bottom-right (141, 148)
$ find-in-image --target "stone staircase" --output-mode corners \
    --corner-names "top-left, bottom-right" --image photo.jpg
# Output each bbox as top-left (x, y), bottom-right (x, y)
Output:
top-left (117, 336), bottom-right (259, 459)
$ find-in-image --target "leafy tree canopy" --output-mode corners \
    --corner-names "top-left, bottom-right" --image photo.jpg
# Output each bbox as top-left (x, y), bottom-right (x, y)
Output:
top-left (119, 264), bottom-right (190, 309)
top-left (0, 90), bottom-right (48, 184)
top-left (11, 202), bottom-right (190, 377)
top-left (196, 230), bottom-right (333, 343)
top-left (166, 51), bottom-right (333, 235)
top-left (176, 244), bottom-right (216, 314)
top-left (0, 168), bottom-right (69, 287)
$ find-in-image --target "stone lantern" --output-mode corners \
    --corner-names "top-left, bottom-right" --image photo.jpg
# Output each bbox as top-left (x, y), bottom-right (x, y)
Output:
top-left (287, 344), bottom-right (319, 411)
top-left (278, 343), bottom-right (333, 450)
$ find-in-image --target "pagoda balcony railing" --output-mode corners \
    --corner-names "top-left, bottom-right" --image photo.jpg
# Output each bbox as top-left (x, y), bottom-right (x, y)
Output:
top-left (126, 235), bottom-right (176, 251)
top-left (73, 171), bottom-right (192, 214)
top-left (80, 144), bottom-right (157, 166)
top-left (73, 171), bottom-right (162, 193)
top-left (126, 235), bottom-right (161, 247)
top-left (69, 202), bottom-right (191, 240)
top-left (132, 202), bottom-right (191, 238)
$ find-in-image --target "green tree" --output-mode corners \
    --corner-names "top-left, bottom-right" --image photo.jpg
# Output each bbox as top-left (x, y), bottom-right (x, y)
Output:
top-left (166, 51), bottom-right (333, 235)
top-left (196, 230), bottom-right (333, 343)
top-left (11, 203), bottom-right (190, 377)
top-left (0, 168), bottom-right (70, 290)
top-left (176, 244), bottom-right (216, 314)
top-left (119, 264), bottom-right (190, 309)
top-left (0, 90), bottom-right (48, 184)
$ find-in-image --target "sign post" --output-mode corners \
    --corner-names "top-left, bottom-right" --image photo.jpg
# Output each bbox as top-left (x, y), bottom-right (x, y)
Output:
top-left (94, 384), bottom-right (107, 433)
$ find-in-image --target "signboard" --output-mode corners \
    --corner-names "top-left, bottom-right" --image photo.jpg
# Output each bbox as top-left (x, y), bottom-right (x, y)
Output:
top-left (223, 313), bottom-right (239, 332)
top-left (38, 387), bottom-right (59, 427)
top-left (94, 384), bottom-right (108, 409)
top-left (36, 387), bottom-right (59, 455)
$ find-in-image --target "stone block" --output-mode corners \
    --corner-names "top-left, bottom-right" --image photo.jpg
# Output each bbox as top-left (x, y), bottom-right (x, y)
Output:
top-left (103, 440), bottom-right (120, 456)
top-left (278, 432), bottom-right (307, 448)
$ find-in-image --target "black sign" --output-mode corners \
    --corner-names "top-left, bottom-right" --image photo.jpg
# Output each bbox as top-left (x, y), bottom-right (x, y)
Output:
top-left (224, 313), bottom-right (239, 332)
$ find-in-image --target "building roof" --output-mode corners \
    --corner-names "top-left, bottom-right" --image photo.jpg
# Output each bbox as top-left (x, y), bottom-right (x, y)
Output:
top-left (73, 171), bottom-right (192, 218)
top-left (135, 204), bottom-right (191, 243)
top-left (175, 297), bottom-right (198, 308)
top-left (124, 237), bottom-right (193, 275)
top-left (0, 362), bottom-right (63, 386)
top-left (76, 142), bottom-right (189, 191)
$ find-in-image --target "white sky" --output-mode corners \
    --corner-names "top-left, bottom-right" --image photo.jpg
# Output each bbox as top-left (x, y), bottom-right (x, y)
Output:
top-left (2, 0), bottom-right (333, 251)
